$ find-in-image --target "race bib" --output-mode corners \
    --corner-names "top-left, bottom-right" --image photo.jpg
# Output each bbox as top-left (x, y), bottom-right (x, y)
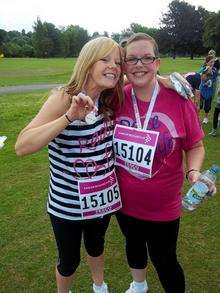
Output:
top-left (78, 170), bottom-right (121, 219)
top-left (113, 124), bottom-right (159, 179)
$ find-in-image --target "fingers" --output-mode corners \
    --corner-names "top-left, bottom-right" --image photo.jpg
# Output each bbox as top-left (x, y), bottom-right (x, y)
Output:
top-left (72, 93), bottom-right (98, 112)
top-left (188, 171), bottom-right (201, 185)
top-left (208, 185), bottom-right (217, 196)
top-left (169, 72), bottom-right (194, 99)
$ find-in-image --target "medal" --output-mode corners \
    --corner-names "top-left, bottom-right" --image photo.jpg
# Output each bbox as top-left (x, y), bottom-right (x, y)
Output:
top-left (85, 111), bottom-right (97, 124)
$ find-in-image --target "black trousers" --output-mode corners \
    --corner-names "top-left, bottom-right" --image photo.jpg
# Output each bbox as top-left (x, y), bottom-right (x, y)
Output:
top-left (200, 96), bottom-right (212, 113)
top-left (50, 213), bottom-right (111, 276)
top-left (212, 107), bottom-right (220, 129)
top-left (116, 212), bottom-right (185, 293)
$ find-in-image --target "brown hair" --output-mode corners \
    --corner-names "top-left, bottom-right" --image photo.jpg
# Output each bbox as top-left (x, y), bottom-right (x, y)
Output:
top-left (124, 33), bottom-right (159, 58)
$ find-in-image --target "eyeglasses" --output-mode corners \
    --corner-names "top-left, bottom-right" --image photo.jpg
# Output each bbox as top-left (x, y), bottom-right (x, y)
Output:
top-left (124, 56), bottom-right (158, 65)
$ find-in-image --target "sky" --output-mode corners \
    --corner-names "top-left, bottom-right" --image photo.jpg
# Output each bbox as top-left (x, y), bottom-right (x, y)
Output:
top-left (0, 0), bottom-right (219, 35)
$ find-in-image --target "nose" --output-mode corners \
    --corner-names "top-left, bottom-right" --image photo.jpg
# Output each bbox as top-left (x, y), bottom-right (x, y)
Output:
top-left (136, 59), bottom-right (143, 65)
top-left (108, 60), bottom-right (118, 69)
top-left (108, 63), bottom-right (116, 69)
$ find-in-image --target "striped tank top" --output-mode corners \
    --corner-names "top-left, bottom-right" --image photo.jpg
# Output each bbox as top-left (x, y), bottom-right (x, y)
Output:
top-left (47, 113), bottom-right (118, 220)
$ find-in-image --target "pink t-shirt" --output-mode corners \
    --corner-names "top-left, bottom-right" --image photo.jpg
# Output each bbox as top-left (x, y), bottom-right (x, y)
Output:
top-left (115, 84), bottom-right (204, 221)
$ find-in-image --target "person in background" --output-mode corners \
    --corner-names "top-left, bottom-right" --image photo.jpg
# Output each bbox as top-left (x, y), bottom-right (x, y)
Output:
top-left (199, 56), bottom-right (217, 124)
top-left (114, 33), bottom-right (205, 293)
top-left (15, 37), bottom-right (124, 293)
top-left (209, 88), bottom-right (220, 137)
top-left (184, 72), bottom-right (201, 110)
top-left (208, 50), bottom-right (220, 126)
top-left (208, 49), bottom-right (220, 74)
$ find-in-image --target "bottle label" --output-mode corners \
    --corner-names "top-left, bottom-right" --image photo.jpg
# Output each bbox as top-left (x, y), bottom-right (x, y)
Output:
top-left (184, 181), bottom-right (209, 207)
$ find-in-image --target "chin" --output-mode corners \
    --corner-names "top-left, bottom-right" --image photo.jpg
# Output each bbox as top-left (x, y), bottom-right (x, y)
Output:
top-left (104, 81), bottom-right (118, 89)
top-left (133, 79), bottom-right (148, 87)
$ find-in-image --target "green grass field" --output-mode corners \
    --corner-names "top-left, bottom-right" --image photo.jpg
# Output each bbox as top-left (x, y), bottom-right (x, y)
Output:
top-left (0, 58), bottom-right (220, 292)
top-left (0, 57), bottom-right (204, 86)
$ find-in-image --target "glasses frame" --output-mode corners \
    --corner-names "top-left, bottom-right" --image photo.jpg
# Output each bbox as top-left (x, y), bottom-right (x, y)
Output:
top-left (124, 56), bottom-right (158, 65)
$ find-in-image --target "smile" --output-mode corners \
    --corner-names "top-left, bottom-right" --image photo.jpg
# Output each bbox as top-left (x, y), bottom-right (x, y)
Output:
top-left (104, 73), bottom-right (117, 80)
top-left (132, 72), bottom-right (147, 77)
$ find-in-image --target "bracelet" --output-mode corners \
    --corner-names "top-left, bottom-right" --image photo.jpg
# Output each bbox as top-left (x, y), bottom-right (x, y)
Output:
top-left (186, 169), bottom-right (199, 180)
top-left (65, 114), bottom-right (73, 123)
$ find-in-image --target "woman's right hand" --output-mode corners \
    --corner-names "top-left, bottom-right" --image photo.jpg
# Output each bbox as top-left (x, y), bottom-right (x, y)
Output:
top-left (66, 93), bottom-right (97, 121)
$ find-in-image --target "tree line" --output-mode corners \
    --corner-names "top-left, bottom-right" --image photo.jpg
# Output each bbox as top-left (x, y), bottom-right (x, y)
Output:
top-left (0, 0), bottom-right (219, 59)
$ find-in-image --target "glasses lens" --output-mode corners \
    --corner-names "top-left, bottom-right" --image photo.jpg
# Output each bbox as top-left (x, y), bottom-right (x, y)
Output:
top-left (125, 56), bottom-right (156, 65)
top-left (125, 58), bottom-right (137, 65)
top-left (141, 57), bottom-right (155, 64)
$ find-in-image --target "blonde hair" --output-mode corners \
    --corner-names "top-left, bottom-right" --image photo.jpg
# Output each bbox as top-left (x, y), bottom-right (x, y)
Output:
top-left (64, 37), bottom-right (124, 116)
top-left (205, 55), bottom-right (214, 64)
top-left (208, 49), bottom-right (216, 56)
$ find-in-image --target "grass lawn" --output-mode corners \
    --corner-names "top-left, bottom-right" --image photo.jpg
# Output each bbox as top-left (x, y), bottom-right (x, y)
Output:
top-left (0, 59), bottom-right (220, 292)
top-left (0, 58), bottom-right (76, 86)
top-left (0, 57), bottom-right (204, 87)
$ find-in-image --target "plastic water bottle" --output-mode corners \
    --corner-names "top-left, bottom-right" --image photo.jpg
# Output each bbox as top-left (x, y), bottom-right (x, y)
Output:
top-left (182, 165), bottom-right (220, 211)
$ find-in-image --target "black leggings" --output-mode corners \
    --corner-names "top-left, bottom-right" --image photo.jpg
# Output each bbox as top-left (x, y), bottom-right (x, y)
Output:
top-left (200, 96), bottom-right (212, 113)
top-left (212, 107), bottom-right (220, 129)
top-left (116, 213), bottom-right (185, 293)
top-left (50, 214), bottom-right (111, 277)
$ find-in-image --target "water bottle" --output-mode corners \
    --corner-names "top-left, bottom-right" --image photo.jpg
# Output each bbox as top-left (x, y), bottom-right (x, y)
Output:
top-left (182, 165), bottom-right (220, 211)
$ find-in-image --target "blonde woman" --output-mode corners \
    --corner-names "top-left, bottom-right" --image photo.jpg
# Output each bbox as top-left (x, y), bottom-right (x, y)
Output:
top-left (15, 37), bottom-right (124, 293)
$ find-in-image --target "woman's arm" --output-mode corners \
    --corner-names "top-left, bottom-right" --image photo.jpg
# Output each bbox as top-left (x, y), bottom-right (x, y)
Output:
top-left (157, 73), bottom-right (193, 99)
top-left (185, 140), bottom-right (205, 184)
top-left (15, 90), bottom-right (71, 156)
top-left (15, 90), bottom-right (95, 156)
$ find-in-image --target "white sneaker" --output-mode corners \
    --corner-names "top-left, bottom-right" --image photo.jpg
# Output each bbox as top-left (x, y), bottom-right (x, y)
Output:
top-left (202, 117), bottom-right (208, 124)
top-left (125, 281), bottom-right (148, 293)
top-left (209, 129), bottom-right (217, 137)
top-left (93, 282), bottom-right (109, 293)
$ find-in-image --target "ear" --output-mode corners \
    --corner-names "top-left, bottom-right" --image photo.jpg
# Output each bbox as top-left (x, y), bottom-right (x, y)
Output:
top-left (155, 58), bottom-right (160, 72)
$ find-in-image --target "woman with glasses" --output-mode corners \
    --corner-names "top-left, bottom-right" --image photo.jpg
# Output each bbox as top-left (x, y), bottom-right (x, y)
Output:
top-left (114, 33), bottom-right (205, 293)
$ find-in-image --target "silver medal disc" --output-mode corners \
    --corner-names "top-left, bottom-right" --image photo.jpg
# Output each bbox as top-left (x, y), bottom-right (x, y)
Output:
top-left (85, 112), bottom-right (97, 124)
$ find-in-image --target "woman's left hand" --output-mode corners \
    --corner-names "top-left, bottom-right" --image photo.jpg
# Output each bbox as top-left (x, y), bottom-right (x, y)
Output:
top-left (157, 73), bottom-right (193, 99)
top-left (188, 170), bottom-right (217, 196)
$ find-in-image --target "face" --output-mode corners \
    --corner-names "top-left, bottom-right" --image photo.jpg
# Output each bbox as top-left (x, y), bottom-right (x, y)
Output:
top-left (87, 47), bottom-right (121, 94)
top-left (207, 59), bottom-right (215, 67)
top-left (124, 39), bottom-right (160, 88)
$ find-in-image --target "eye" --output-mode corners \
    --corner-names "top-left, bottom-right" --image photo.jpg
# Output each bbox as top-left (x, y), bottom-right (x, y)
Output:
top-left (115, 61), bottom-right (122, 66)
top-left (100, 58), bottom-right (108, 62)
top-left (143, 56), bottom-right (153, 61)
top-left (127, 57), bottom-right (136, 62)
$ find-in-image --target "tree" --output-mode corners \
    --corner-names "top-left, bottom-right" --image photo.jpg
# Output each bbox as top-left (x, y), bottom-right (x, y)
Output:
top-left (3, 42), bottom-right (22, 57)
top-left (32, 18), bottom-right (62, 57)
top-left (130, 23), bottom-right (158, 38)
top-left (111, 33), bottom-right (121, 44)
top-left (203, 11), bottom-right (220, 54)
top-left (161, 0), bottom-right (209, 58)
top-left (0, 29), bottom-right (7, 53)
top-left (62, 25), bottom-right (89, 57)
